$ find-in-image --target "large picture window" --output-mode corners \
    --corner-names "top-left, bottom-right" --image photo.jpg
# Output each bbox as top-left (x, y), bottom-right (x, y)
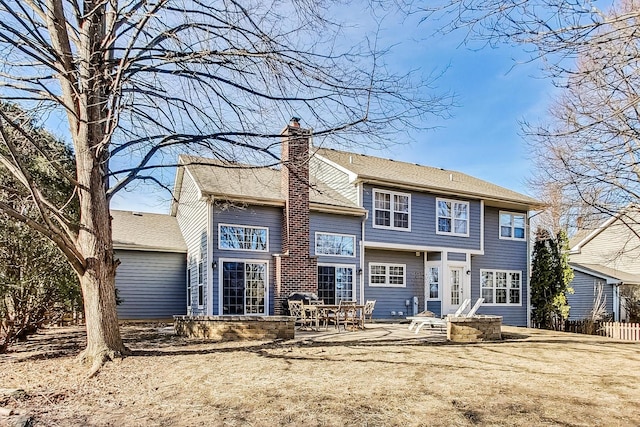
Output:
top-left (373, 189), bottom-right (410, 230)
top-left (437, 198), bottom-right (469, 236)
top-left (499, 212), bottom-right (526, 240)
top-left (219, 224), bottom-right (268, 251)
top-left (315, 232), bottom-right (355, 257)
top-left (369, 263), bottom-right (406, 287)
top-left (317, 265), bottom-right (354, 304)
top-left (481, 270), bottom-right (521, 305)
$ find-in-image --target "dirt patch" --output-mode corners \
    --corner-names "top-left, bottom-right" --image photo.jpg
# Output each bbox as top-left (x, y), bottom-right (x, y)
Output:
top-left (1, 324), bottom-right (638, 426)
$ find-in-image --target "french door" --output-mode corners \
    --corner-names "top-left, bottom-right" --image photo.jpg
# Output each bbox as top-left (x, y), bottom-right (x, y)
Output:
top-left (317, 265), bottom-right (354, 304)
top-left (221, 261), bottom-right (267, 315)
top-left (445, 266), bottom-right (468, 315)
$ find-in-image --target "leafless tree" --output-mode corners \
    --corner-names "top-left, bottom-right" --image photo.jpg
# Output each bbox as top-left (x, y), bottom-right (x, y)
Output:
top-left (426, 0), bottom-right (640, 234)
top-left (0, 0), bottom-right (449, 372)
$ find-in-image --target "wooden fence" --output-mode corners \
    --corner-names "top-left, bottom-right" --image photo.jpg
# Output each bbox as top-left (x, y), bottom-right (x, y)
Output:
top-left (599, 322), bottom-right (640, 341)
top-left (564, 320), bottom-right (640, 341)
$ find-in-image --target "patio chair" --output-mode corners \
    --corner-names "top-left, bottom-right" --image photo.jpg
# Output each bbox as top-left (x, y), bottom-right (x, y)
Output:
top-left (407, 314), bottom-right (447, 333)
top-left (337, 301), bottom-right (359, 332)
top-left (451, 299), bottom-right (471, 317)
top-left (465, 298), bottom-right (485, 317)
top-left (363, 300), bottom-right (376, 324)
top-left (288, 300), bottom-right (312, 330)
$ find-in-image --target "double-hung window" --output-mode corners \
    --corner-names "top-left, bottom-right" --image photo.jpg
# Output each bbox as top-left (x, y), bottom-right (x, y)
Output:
top-left (436, 198), bottom-right (469, 236)
top-left (369, 263), bottom-right (406, 287)
top-left (315, 232), bottom-right (355, 257)
top-left (219, 224), bottom-right (268, 251)
top-left (480, 270), bottom-right (521, 305)
top-left (373, 189), bottom-right (410, 230)
top-left (499, 212), bottom-right (526, 240)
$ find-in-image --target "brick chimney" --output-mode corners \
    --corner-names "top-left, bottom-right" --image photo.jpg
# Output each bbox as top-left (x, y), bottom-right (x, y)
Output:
top-left (275, 118), bottom-right (317, 314)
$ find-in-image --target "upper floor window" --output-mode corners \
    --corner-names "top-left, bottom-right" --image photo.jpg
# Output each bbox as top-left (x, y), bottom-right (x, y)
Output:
top-left (219, 224), bottom-right (268, 251)
top-left (436, 198), bottom-right (469, 236)
top-left (369, 263), bottom-right (406, 287)
top-left (481, 270), bottom-right (521, 305)
top-left (373, 189), bottom-right (411, 230)
top-left (499, 212), bottom-right (526, 240)
top-left (315, 232), bottom-right (356, 257)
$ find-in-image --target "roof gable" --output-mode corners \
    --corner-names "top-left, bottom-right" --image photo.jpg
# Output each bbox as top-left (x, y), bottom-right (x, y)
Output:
top-left (176, 155), bottom-right (364, 213)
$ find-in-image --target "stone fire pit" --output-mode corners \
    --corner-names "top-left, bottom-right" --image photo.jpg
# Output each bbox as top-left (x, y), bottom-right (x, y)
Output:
top-left (447, 315), bottom-right (502, 342)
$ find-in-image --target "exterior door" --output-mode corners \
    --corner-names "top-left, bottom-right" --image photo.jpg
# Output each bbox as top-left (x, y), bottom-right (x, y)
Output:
top-left (445, 266), bottom-right (467, 314)
top-left (221, 261), bottom-right (267, 315)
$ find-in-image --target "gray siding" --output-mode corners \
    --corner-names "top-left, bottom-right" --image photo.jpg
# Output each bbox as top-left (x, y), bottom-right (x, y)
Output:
top-left (175, 170), bottom-right (209, 315)
top-left (364, 249), bottom-right (424, 319)
top-left (311, 212), bottom-right (363, 304)
top-left (567, 271), bottom-right (614, 319)
top-left (448, 252), bottom-right (467, 262)
top-left (426, 301), bottom-right (442, 317)
top-left (362, 185), bottom-right (481, 251)
top-left (470, 206), bottom-right (529, 326)
top-left (310, 155), bottom-right (358, 203)
top-left (115, 250), bottom-right (186, 319)
top-left (212, 204), bottom-right (283, 315)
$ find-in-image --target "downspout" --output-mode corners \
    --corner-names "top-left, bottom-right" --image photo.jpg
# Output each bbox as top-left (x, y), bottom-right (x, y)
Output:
top-left (207, 197), bottom-right (214, 315)
top-left (359, 182), bottom-right (366, 304)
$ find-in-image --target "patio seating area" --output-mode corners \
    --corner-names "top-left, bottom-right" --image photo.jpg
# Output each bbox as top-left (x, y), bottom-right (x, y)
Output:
top-left (288, 299), bottom-right (376, 332)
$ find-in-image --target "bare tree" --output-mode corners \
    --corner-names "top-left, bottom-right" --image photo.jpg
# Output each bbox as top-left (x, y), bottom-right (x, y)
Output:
top-left (0, 0), bottom-right (447, 371)
top-left (426, 0), bottom-right (640, 232)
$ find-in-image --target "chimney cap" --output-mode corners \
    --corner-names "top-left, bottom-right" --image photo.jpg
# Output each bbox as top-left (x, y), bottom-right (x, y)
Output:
top-left (290, 117), bottom-right (301, 127)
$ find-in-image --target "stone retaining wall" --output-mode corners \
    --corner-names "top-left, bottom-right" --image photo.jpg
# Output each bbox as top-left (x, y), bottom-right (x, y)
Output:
top-left (447, 316), bottom-right (502, 342)
top-left (174, 316), bottom-right (295, 341)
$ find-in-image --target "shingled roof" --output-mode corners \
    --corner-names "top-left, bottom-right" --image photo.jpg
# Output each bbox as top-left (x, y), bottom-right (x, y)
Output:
top-left (177, 155), bottom-right (364, 214)
top-left (111, 210), bottom-right (187, 252)
top-left (314, 147), bottom-right (541, 209)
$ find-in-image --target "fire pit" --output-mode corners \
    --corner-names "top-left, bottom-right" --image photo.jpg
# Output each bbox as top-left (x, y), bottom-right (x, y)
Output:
top-left (447, 315), bottom-right (502, 342)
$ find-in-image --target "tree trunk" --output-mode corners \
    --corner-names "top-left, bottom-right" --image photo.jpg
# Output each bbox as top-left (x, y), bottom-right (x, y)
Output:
top-left (75, 149), bottom-right (127, 373)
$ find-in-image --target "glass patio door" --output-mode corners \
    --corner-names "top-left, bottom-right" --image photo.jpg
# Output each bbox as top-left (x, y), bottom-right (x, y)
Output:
top-left (222, 261), bottom-right (267, 315)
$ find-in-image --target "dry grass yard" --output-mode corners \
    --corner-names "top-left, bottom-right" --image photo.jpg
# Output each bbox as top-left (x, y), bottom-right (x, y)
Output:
top-left (1, 323), bottom-right (639, 426)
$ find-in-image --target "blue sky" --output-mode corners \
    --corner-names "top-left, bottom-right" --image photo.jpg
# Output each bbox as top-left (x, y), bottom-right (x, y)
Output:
top-left (110, 6), bottom-right (557, 214)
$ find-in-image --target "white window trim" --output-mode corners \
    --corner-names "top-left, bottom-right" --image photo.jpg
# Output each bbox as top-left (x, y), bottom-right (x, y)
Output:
top-left (318, 263), bottom-right (357, 303)
top-left (368, 262), bottom-right (407, 288)
top-left (499, 211), bottom-right (527, 241)
top-left (480, 269), bottom-right (523, 306)
top-left (372, 189), bottom-right (412, 232)
top-left (425, 262), bottom-right (441, 301)
top-left (435, 198), bottom-right (470, 237)
top-left (218, 223), bottom-right (269, 252)
top-left (218, 258), bottom-right (270, 316)
top-left (314, 232), bottom-right (356, 257)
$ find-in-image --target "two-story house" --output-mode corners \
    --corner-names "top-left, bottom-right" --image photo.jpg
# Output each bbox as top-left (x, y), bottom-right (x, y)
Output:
top-left (159, 120), bottom-right (540, 326)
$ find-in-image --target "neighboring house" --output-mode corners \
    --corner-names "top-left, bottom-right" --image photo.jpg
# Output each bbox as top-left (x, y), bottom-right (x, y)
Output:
top-left (165, 120), bottom-right (540, 326)
top-left (111, 210), bottom-right (187, 320)
top-left (568, 210), bottom-right (640, 321)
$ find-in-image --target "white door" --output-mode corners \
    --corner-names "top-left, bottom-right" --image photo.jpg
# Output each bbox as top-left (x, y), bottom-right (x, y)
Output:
top-left (445, 266), bottom-right (468, 314)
